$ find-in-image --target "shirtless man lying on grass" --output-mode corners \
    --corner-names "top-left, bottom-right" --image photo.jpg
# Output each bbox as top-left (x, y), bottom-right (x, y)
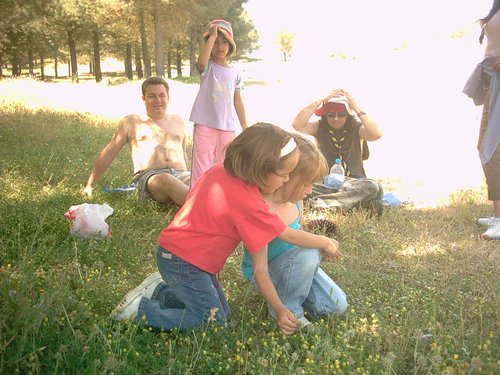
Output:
top-left (83, 76), bottom-right (190, 206)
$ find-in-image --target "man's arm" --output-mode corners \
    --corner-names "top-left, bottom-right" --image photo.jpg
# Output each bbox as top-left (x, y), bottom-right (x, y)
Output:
top-left (182, 135), bottom-right (189, 168)
top-left (234, 91), bottom-right (247, 130)
top-left (82, 119), bottom-right (130, 196)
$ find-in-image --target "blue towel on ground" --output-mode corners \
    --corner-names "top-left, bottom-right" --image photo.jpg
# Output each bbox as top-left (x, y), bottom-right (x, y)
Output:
top-left (102, 183), bottom-right (136, 194)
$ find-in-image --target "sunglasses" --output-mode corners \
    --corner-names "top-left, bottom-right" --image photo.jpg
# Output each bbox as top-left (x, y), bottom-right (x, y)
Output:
top-left (326, 112), bottom-right (348, 119)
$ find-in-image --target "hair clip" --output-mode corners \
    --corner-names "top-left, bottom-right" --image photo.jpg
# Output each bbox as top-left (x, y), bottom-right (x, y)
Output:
top-left (280, 138), bottom-right (298, 157)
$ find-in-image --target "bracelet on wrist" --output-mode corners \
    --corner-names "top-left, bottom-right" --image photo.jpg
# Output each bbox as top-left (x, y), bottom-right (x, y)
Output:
top-left (357, 111), bottom-right (367, 117)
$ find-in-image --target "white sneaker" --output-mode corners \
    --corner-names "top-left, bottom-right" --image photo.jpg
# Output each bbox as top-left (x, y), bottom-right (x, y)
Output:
top-left (111, 295), bottom-right (142, 321)
top-left (297, 316), bottom-right (312, 328)
top-left (481, 219), bottom-right (500, 240)
top-left (477, 217), bottom-right (495, 226)
top-left (110, 272), bottom-right (163, 321)
top-left (297, 316), bottom-right (319, 333)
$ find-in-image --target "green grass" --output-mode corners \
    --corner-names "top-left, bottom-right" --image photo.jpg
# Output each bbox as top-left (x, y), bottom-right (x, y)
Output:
top-left (0, 103), bottom-right (498, 374)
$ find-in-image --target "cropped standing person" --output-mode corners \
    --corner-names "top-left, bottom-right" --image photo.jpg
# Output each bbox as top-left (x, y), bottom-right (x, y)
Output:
top-left (189, 19), bottom-right (248, 188)
top-left (464, 0), bottom-right (500, 240)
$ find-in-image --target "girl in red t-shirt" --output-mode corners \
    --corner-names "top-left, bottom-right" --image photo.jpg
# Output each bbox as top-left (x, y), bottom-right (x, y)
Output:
top-left (111, 123), bottom-right (340, 336)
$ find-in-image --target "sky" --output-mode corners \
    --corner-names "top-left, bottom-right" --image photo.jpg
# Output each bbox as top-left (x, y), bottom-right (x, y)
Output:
top-left (244, 0), bottom-right (492, 60)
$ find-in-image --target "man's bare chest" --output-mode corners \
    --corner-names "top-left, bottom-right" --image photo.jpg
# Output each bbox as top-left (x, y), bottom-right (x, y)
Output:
top-left (134, 123), bottom-right (183, 144)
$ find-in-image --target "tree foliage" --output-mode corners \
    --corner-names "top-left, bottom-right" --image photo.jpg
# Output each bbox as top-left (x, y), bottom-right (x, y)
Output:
top-left (277, 31), bottom-right (294, 62)
top-left (0, 0), bottom-right (258, 81)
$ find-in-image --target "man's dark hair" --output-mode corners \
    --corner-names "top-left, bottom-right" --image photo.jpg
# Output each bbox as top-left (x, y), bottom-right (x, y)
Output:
top-left (141, 76), bottom-right (169, 96)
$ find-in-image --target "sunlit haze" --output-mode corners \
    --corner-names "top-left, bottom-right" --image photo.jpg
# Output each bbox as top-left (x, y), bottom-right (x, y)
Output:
top-left (0, 0), bottom-right (495, 206)
top-left (240, 0), bottom-right (494, 206)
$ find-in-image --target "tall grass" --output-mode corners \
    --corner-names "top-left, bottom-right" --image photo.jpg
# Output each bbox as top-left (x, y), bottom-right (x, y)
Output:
top-left (0, 101), bottom-right (498, 374)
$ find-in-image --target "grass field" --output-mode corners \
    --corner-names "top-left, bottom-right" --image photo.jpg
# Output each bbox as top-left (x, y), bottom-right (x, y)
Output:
top-left (0, 74), bottom-right (499, 374)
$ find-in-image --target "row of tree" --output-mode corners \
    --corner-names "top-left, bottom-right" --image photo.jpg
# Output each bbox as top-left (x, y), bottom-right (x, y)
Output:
top-left (0, 0), bottom-right (259, 82)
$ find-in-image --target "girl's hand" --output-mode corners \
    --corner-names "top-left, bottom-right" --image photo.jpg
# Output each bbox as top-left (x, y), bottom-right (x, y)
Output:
top-left (276, 308), bottom-right (299, 335)
top-left (319, 236), bottom-right (341, 263)
top-left (208, 23), bottom-right (218, 38)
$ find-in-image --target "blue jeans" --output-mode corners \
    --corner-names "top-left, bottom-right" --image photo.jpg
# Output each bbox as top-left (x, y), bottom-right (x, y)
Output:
top-left (251, 247), bottom-right (347, 319)
top-left (135, 246), bottom-right (230, 330)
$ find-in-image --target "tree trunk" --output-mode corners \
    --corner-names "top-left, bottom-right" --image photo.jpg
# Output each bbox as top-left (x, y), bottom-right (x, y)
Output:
top-left (11, 47), bottom-right (20, 76)
top-left (54, 47), bottom-right (59, 78)
top-left (28, 36), bottom-right (34, 78)
top-left (92, 29), bottom-right (102, 82)
top-left (67, 28), bottom-right (79, 82)
top-left (40, 50), bottom-right (45, 80)
top-left (28, 49), bottom-right (34, 77)
top-left (153, 0), bottom-right (164, 77)
top-left (190, 25), bottom-right (197, 76)
top-left (167, 44), bottom-right (172, 79)
top-left (137, 1), bottom-right (151, 77)
top-left (125, 43), bottom-right (133, 80)
top-left (176, 47), bottom-right (182, 78)
top-left (135, 44), bottom-right (143, 79)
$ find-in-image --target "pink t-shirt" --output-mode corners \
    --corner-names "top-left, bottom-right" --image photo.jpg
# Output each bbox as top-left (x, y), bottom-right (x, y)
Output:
top-left (158, 164), bottom-right (286, 274)
top-left (189, 60), bottom-right (244, 132)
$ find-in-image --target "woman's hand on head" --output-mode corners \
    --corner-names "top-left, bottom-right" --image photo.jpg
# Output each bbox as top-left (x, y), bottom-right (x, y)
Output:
top-left (338, 89), bottom-right (362, 114)
top-left (276, 308), bottom-right (299, 335)
top-left (322, 88), bottom-right (343, 102)
top-left (319, 236), bottom-right (341, 263)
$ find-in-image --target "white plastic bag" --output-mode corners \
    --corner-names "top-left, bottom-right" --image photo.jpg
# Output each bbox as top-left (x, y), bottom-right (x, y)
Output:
top-left (64, 203), bottom-right (114, 239)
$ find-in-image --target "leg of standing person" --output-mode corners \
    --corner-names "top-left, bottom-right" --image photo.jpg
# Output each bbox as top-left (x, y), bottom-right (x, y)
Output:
top-left (190, 125), bottom-right (217, 188)
top-left (146, 173), bottom-right (190, 205)
top-left (214, 129), bottom-right (235, 165)
top-left (135, 246), bottom-right (230, 330)
top-left (302, 267), bottom-right (347, 317)
top-left (478, 73), bottom-right (500, 239)
top-left (481, 146), bottom-right (500, 239)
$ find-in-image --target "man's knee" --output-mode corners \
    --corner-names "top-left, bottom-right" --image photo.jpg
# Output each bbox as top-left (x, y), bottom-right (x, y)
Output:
top-left (147, 173), bottom-right (188, 202)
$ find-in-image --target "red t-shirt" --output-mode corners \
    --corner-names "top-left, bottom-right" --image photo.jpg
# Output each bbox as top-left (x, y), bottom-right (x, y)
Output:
top-left (158, 164), bottom-right (286, 274)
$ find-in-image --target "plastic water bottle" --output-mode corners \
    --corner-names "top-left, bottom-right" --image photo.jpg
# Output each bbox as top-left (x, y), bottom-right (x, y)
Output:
top-left (323, 158), bottom-right (345, 189)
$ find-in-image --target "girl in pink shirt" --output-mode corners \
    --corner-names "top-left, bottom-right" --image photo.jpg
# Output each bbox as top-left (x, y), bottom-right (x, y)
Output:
top-left (111, 123), bottom-right (340, 336)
